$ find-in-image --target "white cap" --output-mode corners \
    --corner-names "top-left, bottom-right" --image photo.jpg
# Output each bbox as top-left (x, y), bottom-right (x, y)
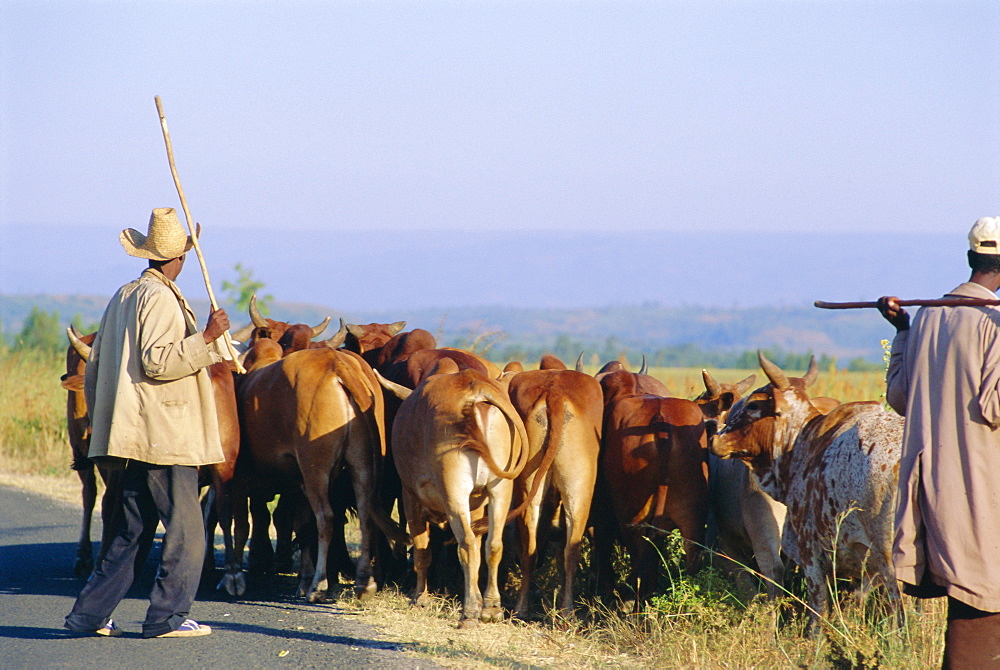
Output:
top-left (969, 217), bottom-right (1000, 255)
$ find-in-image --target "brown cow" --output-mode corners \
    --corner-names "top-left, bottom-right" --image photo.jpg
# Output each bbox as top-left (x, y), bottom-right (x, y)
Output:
top-left (343, 321), bottom-right (411, 366)
top-left (241, 293), bottom-right (334, 356)
top-left (377, 364), bottom-right (529, 627)
top-left (592, 365), bottom-right (709, 604)
top-left (238, 338), bottom-right (405, 602)
top-left (62, 327), bottom-right (121, 577)
top-left (505, 368), bottom-right (603, 619)
top-left (711, 352), bottom-right (903, 634)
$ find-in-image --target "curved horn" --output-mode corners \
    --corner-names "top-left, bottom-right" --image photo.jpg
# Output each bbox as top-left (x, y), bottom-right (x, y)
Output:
top-left (638, 354), bottom-right (648, 375)
top-left (758, 350), bottom-right (789, 390)
top-left (374, 369), bottom-right (412, 401)
top-left (701, 369), bottom-right (722, 397)
top-left (311, 316), bottom-right (332, 338)
top-left (803, 355), bottom-right (819, 388)
top-left (323, 318), bottom-right (348, 349)
top-left (249, 294), bottom-right (267, 328)
top-left (734, 374), bottom-right (758, 396)
top-left (388, 320), bottom-right (406, 336)
top-left (575, 352), bottom-right (585, 372)
top-left (346, 323), bottom-right (365, 338)
top-left (66, 326), bottom-right (92, 361)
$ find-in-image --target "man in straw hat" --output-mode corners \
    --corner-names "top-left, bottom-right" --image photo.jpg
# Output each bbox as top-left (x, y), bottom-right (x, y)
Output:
top-left (878, 216), bottom-right (1000, 669)
top-left (64, 208), bottom-right (229, 638)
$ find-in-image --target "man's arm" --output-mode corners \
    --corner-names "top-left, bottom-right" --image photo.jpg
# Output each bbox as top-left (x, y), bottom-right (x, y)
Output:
top-left (137, 289), bottom-right (221, 381)
top-left (878, 296), bottom-right (910, 415)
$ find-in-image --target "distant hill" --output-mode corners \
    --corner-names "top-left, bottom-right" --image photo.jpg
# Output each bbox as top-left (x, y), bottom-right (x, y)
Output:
top-left (3, 225), bottom-right (965, 366)
top-left (1, 291), bottom-right (895, 367)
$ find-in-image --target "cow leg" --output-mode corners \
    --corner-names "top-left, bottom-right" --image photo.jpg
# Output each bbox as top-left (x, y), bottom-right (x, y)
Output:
top-left (327, 469), bottom-right (357, 583)
top-left (247, 492), bottom-right (275, 575)
top-left (272, 491), bottom-right (299, 574)
top-left (448, 506), bottom-right (483, 628)
top-left (345, 437), bottom-right (377, 601)
top-left (514, 486), bottom-right (543, 620)
top-left (201, 486), bottom-right (218, 577)
top-left (558, 484), bottom-right (592, 619)
top-left (403, 490), bottom-right (432, 608)
top-left (481, 481), bottom-right (512, 624)
top-left (802, 558), bottom-right (829, 637)
top-left (298, 467), bottom-right (335, 603)
top-left (227, 480), bottom-right (251, 595)
top-left (74, 464), bottom-right (98, 577)
top-left (212, 469), bottom-right (247, 597)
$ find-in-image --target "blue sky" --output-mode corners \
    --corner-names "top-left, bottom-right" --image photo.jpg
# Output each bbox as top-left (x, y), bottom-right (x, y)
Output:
top-left (1, 1), bottom-right (999, 309)
top-left (4, 1), bottom-right (998, 234)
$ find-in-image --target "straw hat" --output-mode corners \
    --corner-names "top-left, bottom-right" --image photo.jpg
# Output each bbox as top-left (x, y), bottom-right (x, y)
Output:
top-left (119, 208), bottom-right (198, 261)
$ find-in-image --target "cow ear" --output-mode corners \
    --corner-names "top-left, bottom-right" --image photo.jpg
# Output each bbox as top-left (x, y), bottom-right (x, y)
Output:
top-left (719, 391), bottom-right (735, 411)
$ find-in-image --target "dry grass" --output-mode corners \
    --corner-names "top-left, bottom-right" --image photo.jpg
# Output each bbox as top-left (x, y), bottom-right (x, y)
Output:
top-left (0, 349), bottom-right (70, 475)
top-left (3, 347), bottom-right (947, 668)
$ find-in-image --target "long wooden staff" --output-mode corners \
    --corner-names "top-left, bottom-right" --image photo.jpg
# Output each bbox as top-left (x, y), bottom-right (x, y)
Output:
top-left (816, 298), bottom-right (1000, 309)
top-left (154, 95), bottom-right (245, 373)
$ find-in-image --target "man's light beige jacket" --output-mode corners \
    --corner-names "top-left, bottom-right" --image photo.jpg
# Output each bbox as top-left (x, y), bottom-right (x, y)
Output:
top-left (84, 268), bottom-right (225, 466)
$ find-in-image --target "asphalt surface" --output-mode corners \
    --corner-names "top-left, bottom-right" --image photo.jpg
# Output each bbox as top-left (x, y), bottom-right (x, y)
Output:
top-left (0, 484), bottom-right (433, 669)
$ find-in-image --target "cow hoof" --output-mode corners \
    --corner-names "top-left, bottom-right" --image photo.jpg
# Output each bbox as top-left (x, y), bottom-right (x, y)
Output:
top-left (217, 571), bottom-right (247, 597)
top-left (411, 593), bottom-right (432, 608)
top-left (306, 590), bottom-right (328, 604)
top-left (480, 606), bottom-right (503, 623)
top-left (355, 582), bottom-right (377, 602)
top-left (458, 617), bottom-right (480, 629)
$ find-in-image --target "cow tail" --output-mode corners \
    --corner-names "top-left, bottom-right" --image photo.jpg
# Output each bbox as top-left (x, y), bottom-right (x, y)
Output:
top-left (501, 393), bottom-right (566, 530)
top-left (466, 390), bottom-right (531, 537)
top-left (462, 396), bottom-right (528, 481)
top-left (652, 423), bottom-right (673, 522)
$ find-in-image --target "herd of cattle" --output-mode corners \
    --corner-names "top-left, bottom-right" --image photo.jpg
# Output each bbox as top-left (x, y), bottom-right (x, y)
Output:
top-left (60, 298), bottom-right (904, 632)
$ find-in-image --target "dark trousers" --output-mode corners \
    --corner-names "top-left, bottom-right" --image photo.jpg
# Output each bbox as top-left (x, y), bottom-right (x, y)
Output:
top-left (943, 597), bottom-right (1000, 670)
top-left (64, 460), bottom-right (205, 638)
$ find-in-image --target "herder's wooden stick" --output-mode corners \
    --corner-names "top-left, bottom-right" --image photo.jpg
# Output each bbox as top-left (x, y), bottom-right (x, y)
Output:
top-left (154, 96), bottom-right (245, 373)
top-left (815, 298), bottom-right (1000, 309)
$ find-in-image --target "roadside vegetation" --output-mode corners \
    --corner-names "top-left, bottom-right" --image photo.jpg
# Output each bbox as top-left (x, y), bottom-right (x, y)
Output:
top-left (0, 342), bottom-right (945, 668)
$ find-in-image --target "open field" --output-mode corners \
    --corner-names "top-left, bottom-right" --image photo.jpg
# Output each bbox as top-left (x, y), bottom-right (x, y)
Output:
top-left (1, 348), bottom-right (946, 668)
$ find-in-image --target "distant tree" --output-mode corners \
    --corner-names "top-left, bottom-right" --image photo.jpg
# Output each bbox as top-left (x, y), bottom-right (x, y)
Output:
top-left (221, 263), bottom-right (272, 316)
top-left (15, 307), bottom-right (63, 353)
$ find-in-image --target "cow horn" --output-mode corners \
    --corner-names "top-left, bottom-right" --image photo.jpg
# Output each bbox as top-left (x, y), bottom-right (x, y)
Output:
top-left (311, 316), bottom-right (332, 338)
top-left (734, 374), bottom-right (758, 396)
top-left (66, 326), bottom-right (91, 361)
top-left (638, 355), bottom-right (648, 375)
top-left (388, 321), bottom-right (406, 336)
top-left (701, 369), bottom-right (722, 397)
top-left (575, 352), bottom-right (585, 372)
top-left (758, 350), bottom-right (789, 390)
top-left (249, 294), bottom-right (267, 328)
top-left (803, 355), bottom-right (819, 388)
top-left (346, 323), bottom-right (365, 338)
top-left (373, 370), bottom-right (412, 401)
top-left (323, 318), bottom-right (348, 349)
top-left (230, 323), bottom-right (254, 342)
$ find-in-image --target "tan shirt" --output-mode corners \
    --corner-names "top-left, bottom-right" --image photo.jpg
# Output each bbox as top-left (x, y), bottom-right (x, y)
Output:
top-left (84, 268), bottom-right (225, 466)
top-left (886, 281), bottom-right (1000, 611)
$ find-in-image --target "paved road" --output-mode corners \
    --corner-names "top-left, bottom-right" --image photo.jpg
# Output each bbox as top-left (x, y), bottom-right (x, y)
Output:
top-left (0, 484), bottom-right (431, 669)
